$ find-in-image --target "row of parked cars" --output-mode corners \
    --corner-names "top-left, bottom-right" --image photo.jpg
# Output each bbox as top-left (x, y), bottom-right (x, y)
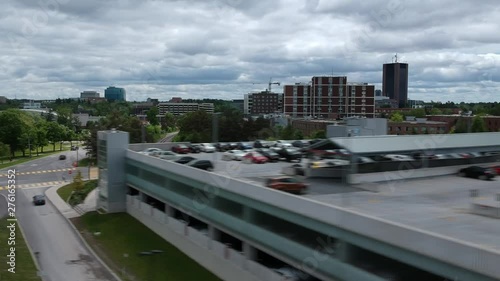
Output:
top-left (140, 148), bottom-right (214, 171)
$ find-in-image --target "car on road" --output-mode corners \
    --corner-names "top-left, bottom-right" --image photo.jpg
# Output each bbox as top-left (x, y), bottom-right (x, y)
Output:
top-left (458, 166), bottom-right (496, 180)
top-left (242, 151), bottom-right (268, 164)
top-left (171, 144), bottom-right (190, 154)
top-left (310, 159), bottom-right (350, 168)
top-left (221, 150), bottom-right (246, 161)
top-left (59, 155), bottom-right (66, 160)
top-left (186, 160), bottom-right (214, 171)
top-left (33, 195), bottom-right (46, 206)
top-left (174, 156), bottom-right (197, 164)
top-left (265, 176), bottom-right (308, 194)
top-left (70, 145), bottom-right (79, 151)
top-left (382, 154), bottom-right (415, 161)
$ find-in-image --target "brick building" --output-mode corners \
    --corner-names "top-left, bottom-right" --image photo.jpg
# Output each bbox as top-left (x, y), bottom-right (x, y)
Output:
top-left (283, 76), bottom-right (375, 119)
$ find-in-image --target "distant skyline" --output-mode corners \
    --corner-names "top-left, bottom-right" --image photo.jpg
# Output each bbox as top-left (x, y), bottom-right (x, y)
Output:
top-left (1, 0), bottom-right (499, 102)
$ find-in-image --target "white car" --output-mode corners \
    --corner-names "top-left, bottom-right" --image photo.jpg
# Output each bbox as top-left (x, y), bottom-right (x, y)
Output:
top-left (139, 148), bottom-right (162, 155)
top-left (154, 151), bottom-right (179, 160)
top-left (221, 150), bottom-right (246, 161)
top-left (382, 154), bottom-right (414, 161)
top-left (200, 143), bottom-right (216, 153)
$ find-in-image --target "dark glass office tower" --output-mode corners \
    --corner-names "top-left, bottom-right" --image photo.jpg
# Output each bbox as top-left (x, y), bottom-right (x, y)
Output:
top-left (383, 62), bottom-right (408, 108)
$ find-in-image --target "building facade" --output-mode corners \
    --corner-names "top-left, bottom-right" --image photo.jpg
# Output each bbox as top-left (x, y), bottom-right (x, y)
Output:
top-left (80, 91), bottom-right (100, 99)
top-left (387, 119), bottom-right (449, 135)
top-left (157, 102), bottom-right (214, 116)
top-left (104, 86), bottom-right (126, 101)
top-left (284, 77), bottom-right (375, 119)
top-left (426, 115), bottom-right (500, 133)
top-left (383, 62), bottom-right (408, 108)
top-left (244, 91), bottom-right (282, 115)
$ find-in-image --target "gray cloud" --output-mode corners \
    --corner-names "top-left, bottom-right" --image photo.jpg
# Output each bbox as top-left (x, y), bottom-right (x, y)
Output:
top-left (0, 0), bottom-right (499, 102)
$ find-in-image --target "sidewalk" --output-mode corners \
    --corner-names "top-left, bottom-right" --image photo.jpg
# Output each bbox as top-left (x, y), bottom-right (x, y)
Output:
top-left (44, 167), bottom-right (99, 218)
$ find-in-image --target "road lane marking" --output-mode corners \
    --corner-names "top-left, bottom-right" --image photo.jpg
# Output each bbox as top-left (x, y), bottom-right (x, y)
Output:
top-left (0, 168), bottom-right (76, 178)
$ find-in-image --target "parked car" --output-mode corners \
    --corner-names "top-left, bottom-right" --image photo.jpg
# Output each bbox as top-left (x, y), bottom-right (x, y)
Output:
top-left (310, 159), bottom-right (350, 168)
top-left (186, 160), bottom-right (214, 171)
top-left (154, 151), bottom-right (179, 160)
top-left (242, 152), bottom-right (268, 164)
top-left (254, 140), bottom-right (273, 148)
top-left (139, 148), bottom-right (162, 155)
top-left (458, 166), bottom-right (495, 180)
top-left (291, 140), bottom-right (309, 148)
top-left (265, 176), bottom-right (308, 194)
top-left (237, 142), bottom-right (253, 150)
top-left (382, 154), bottom-right (415, 161)
top-left (199, 143), bottom-right (216, 153)
top-left (59, 155), bottom-right (66, 160)
top-left (221, 150), bottom-right (247, 161)
top-left (491, 165), bottom-right (500, 175)
top-left (276, 148), bottom-right (302, 162)
top-left (187, 144), bottom-right (201, 153)
top-left (174, 156), bottom-right (197, 164)
top-left (171, 144), bottom-right (190, 154)
top-left (256, 148), bottom-right (280, 162)
top-left (33, 195), bottom-right (46, 206)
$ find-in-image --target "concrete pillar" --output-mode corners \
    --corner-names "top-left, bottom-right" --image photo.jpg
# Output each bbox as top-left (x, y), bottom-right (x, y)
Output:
top-left (336, 240), bottom-right (358, 263)
top-left (243, 242), bottom-right (257, 261)
top-left (140, 191), bottom-right (147, 202)
top-left (242, 206), bottom-right (255, 222)
top-left (165, 204), bottom-right (175, 217)
top-left (209, 225), bottom-right (221, 242)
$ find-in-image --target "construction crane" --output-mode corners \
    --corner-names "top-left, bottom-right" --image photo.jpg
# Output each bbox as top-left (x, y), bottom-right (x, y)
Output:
top-left (252, 77), bottom-right (281, 93)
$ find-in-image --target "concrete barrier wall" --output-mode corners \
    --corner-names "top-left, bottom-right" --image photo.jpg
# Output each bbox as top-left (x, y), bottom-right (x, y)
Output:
top-left (128, 142), bottom-right (191, 152)
top-left (127, 151), bottom-right (500, 280)
top-left (127, 195), bottom-right (274, 281)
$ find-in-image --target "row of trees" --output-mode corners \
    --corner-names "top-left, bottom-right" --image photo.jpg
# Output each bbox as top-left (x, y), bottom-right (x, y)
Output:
top-left (0, 109), bottom-right (79, 159)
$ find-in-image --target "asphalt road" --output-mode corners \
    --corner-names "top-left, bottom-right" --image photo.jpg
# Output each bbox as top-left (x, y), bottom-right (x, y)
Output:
top-left (0, 149), bottom-right (116, 281)
top-left (0, 149), bottom-right (90, 187)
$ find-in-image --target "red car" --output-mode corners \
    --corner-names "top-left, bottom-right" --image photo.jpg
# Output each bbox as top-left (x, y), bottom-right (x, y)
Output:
top-left (242, 152), bottom-right (268, 164)
top-left (265, 176), bottom-right (308, 194)
top-left (491, 165), bottom-right (500, 175)
top-left (171, 144), bottom-right (190, 154)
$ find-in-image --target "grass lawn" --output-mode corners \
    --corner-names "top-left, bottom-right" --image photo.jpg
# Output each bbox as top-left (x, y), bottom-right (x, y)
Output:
top-left (0, 143), bottom-right (72, 170)
top-left (73, 212), bottom-right (221, 281)
top-left (77, 157), bottom-right (96, 167)
top-left (57, 180), bottom-right (98, 206)
top-left (0, 218), bottom-right (41, 281)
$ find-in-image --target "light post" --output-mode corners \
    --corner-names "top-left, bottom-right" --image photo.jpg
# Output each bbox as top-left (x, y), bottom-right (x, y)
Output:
top-left (138, 249), bottom-right (164, 281)
top-left (212, 113), bottom-right (222, 143)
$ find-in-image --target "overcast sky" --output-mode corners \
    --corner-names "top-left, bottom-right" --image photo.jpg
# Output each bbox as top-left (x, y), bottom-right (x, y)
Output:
top-left (1, 0), bottom-right (499, 102)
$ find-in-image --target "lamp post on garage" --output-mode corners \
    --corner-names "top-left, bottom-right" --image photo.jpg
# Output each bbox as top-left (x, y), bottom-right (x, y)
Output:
top-left (138, 249), bottom-right (164, 281)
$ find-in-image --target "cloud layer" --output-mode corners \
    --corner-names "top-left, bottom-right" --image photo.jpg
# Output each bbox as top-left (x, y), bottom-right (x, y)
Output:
top-left (1, 0), bottom-right (499, 102)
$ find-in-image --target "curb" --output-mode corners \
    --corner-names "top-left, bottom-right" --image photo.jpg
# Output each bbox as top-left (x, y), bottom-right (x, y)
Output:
top-left (45, 184), bottom-right (123, 281)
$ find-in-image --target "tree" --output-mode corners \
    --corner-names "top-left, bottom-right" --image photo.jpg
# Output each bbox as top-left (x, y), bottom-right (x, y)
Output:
top-left (408, 108), bottom-right (426, 118)
top-left (46, 122), bottom-right (66, 151)
top-left (280, 124), bottom-right (295, 140)
top-left (162, 112), bottom-right (177, 131)
top-left (146, 106), bottom-right (159, 126)
top-left (453, 117), bottom-right (469, 133)
top-left (0, 109), bottom-right (35, 158)
top-left (72, 170), bottom-right (84, 191)
top-left (471, 116), bottom-right (487, 132)
top-left (429, 108), bottom-right (442, 115)
top-left (390, 112), bottom-right (404, 122)
top-left (0, 142), bottom-right (10, 163)
top-left (310, 130), bottom-right (326, 139)
top-left (176, 111), bottom-right (212, 142)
